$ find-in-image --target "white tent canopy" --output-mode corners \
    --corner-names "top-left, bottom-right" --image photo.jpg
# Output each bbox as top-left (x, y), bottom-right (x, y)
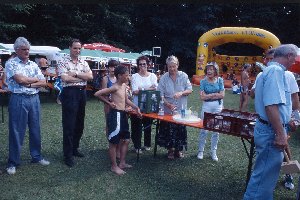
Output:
top-left (0, 44), bottom-right (11, 55)
top-left (0, 43), bottom-right (61, 60)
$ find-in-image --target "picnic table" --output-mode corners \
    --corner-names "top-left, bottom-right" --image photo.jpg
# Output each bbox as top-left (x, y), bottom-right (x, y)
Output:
top-left (128, 111), bottom-right (255, 186)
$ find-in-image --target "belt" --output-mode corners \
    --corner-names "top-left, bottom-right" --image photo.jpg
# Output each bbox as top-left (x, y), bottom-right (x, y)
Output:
top-left (258, 117), bottom-right (288, 128)
top-left (204, 99), bottom-right (222, 102)
top-left (64, 86), bottom-right (86, 90)
top-left (13, 93), bottom-right (38, 97)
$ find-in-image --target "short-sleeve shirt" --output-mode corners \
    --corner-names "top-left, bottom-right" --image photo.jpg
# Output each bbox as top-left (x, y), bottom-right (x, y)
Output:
top-left (200, 77), bottom-right (224, 94)
top-left (285, 71), bottom-right (299, 94)
top-left (253, 70), bottom-right (298, 94)
top-left (57, 55), bottom-right (91, 87)
top-left (157, 71), bottom-right (192, 114)
top-left (254, 61), bottom-right (292, 124)
top-left (131, 72), bottom-right (158, 106)
top-left (5, 57), bottom-right (45, 94)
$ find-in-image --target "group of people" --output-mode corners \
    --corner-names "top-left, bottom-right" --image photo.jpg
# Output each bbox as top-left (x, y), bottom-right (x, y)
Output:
top-left (1, 36), bottom-right (299, 199)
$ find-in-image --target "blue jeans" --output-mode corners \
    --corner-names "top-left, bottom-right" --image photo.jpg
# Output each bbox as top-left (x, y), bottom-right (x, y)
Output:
top-left (244, 121), bottom-right (284, 200)
top-left (7, 94), bottom-right (42, 167)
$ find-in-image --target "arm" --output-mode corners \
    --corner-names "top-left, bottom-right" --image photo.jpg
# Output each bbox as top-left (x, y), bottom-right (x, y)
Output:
top-left (174, 73), bottom-right (193, 99)
top-left (149, 73), bottom-right (158, 90)
top-left (265, 105), bottom-right (287, 149)
top-left (200, 90), bottom-right (215, 100)
top-left (174, 89), bottom-right (193, 99)
top-left (76, 70), bottom-right (93, 81)
top-left (94, 87), bottom-right (117, 108)
top-left (291, 92), bottom-right (300, 111)
top-left (30, 79), bottom-right (47, 88)
top-left (209, 90), bottom-right (225, 100)
top-left (61, 70), bottom-right (93, 83)
top-left (1, 73), bottom-right (7, 87)
top-left (13, 74), bottom-right (39, 85)
top-left (131, 74), bottom-right (144, 95)
top-left (125, 94), bottom-right (142, 117)
top-left (101, 76), bottom-right (108, 90)
top-left (288, 92), bottom-right (300, 132)
top-left (199, 78), bottom-right (224, 100)
top-left (61, 72), bottom-right (83, 83)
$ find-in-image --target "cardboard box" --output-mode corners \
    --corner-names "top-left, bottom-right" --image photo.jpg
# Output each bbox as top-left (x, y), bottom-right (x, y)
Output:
top-left (203, 109), bottom-right (258, 138)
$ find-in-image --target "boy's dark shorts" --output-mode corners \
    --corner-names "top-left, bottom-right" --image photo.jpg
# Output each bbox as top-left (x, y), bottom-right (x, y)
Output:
top-left (107, 108), bottom-right (130, 144)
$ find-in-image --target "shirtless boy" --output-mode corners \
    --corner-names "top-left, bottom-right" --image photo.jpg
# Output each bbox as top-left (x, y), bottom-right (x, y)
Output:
top-left (94, 65), bottom-right (142, 175)
top-left (239, 63), bottom-right (251, 111)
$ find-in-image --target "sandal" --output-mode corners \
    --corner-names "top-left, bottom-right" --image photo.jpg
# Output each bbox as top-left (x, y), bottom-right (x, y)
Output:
top-left (167, 149), bottom-right (175, 159)
top-left (175, 151), bottom-right (184, 158)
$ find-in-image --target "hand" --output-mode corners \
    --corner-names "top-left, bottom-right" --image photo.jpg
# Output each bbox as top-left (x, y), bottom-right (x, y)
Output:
top-left (167, 103), bottom-right (177, 111)
top-left (288, 120), bottom-right (297, 132)
top-left (66, 71), bottom-right (76, 77)
top-left (109, 102), bottom-right (117, 109)
top-left (273, 134), bottom-right (288, 150)
top-left (125, 106), bottom-right (133, 112)
top-left (173, 91), bottom-right (183, 99)
top-left (136, 108), bottom-right (142, 118)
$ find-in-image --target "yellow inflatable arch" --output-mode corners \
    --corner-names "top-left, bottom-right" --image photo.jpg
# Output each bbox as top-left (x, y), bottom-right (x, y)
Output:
top-left (196, 27), bottom-right (281, 76)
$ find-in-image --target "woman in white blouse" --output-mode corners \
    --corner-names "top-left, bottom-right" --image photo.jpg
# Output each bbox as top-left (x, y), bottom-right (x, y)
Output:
top-left (131, 56), bottom-right (158, 153)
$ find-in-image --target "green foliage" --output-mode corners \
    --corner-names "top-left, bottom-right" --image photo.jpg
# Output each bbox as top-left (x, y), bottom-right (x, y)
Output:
top-left (0, 88), bottom-right (298, 199)
top-left (0, 4), bottom-right (299, 74)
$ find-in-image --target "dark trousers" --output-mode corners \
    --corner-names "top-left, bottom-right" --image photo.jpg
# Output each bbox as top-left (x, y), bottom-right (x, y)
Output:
top-left (130, 115), bottom-right (152, 149)
top-left (61, 87), bottom-right (86, 159)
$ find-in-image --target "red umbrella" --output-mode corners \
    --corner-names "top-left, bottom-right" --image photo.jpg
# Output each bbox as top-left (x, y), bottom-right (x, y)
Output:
top-left (83, 43), bottom-right (125, 52)
top-left (289, 54), bottom-right (300, 74)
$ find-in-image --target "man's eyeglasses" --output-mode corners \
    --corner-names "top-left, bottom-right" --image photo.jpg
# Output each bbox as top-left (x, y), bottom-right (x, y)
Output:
top-left (20, 48), bottom-right (29, 51)
top-left (138, 63), bottom-right (147, 66)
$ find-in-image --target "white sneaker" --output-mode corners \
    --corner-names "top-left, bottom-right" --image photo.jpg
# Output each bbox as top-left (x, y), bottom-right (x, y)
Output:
top-left (143, 146), bottom-right (151, 151)
top-left (39, 159), bottom-right (50, 166)
top-left (7, 166), bottom-right (16, 175)
top-left (135, 149), bottom-right (143, 154)
top-left (211, 150), bottom-right (218, 161)
top-left (285, 182), bottom-right (295, 190)
top-left (284, 174), bottom-right (294, 190)
top-left (197, 151), bottom-right (204, 160)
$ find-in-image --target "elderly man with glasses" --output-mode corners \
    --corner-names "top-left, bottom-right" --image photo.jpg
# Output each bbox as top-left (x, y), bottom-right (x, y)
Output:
top-left (5, 37), bottom-right (50, 175)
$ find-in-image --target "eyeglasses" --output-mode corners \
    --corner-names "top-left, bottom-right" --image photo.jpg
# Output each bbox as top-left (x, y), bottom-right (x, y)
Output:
top-left (20, 48), bottom-right (29, 51)
top-left (138, 63), bottom-right (147, 66)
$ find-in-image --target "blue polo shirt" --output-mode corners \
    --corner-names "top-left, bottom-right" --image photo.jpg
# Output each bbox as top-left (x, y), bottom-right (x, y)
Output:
top-left (254, 61), bottom-right (292, 124)
top-left (200, 77), bottom-right (224, 94)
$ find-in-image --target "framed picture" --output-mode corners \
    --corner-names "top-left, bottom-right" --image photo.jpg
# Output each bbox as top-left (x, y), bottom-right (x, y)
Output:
top-left (152, 47), bottom-right (161, 57)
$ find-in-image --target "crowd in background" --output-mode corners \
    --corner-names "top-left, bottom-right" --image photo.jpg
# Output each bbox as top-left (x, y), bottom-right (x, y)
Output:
top-left (0, 37), bottom-right (299, 199)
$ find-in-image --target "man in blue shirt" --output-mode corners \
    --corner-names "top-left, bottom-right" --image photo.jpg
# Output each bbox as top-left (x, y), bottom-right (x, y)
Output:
top-left (5, 37), bottom-right (50, 175)
top-left (244, 44), bottom-right (299, 200)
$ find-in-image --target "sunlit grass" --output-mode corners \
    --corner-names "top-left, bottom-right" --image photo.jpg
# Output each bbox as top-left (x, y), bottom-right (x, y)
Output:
top-left (0, 87), bottom-right (298, 200)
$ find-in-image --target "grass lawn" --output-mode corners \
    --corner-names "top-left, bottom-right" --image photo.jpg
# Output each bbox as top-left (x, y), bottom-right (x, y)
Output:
top-left (0, 86), bottom-right (299, 200)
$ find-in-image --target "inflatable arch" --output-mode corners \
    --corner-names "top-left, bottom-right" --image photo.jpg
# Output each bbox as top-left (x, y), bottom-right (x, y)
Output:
top-left (195, 27), bottom-right (281, 76)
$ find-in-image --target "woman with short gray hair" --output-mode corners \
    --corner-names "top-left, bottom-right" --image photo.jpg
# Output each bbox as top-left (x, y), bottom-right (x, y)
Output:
top-left (197, 62), bottom-right (225, 161)
top-left (157, 55), bottom-right (193, 159)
